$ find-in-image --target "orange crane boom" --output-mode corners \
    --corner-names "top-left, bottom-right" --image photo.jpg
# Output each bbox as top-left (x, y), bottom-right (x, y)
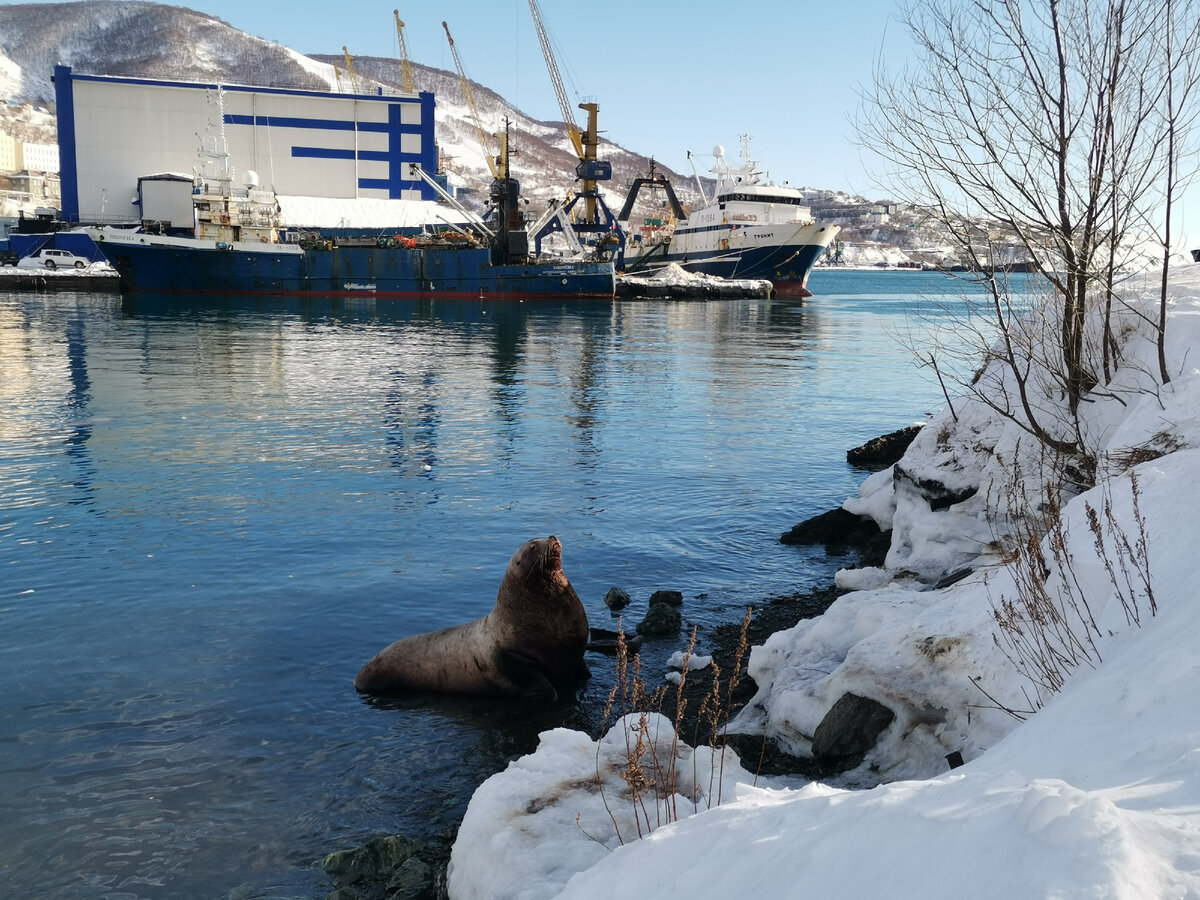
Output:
top-left (341, 46), bottom-right (360, 93)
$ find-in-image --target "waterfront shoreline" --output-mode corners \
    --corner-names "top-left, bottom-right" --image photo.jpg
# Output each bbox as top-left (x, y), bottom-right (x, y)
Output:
top-left (0, 269), bottom-right (119, 291)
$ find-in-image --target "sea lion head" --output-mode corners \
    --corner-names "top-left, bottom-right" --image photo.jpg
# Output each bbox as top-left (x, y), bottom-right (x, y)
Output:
top-left (505, 535), bottom-right (569, 594)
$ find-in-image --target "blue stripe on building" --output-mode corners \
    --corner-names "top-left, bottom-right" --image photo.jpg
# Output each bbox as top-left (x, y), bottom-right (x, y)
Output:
top-left (60, 68), bottom-right (430, 106)
top-left (291, 148), bottom-right (390, 162)
top-left (224, 108), bottom-right (432, 200)
top-left (54, 65), bottom-right (81, 222)
top-left (223, 114), bottom-right (389, 133)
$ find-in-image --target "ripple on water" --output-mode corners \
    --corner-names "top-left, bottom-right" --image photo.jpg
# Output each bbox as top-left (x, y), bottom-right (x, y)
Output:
top-left (0, 276), bottom-right (1019, 895)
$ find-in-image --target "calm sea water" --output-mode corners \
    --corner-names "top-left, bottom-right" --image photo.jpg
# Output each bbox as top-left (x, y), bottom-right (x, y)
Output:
top-left (1, 268), bottom-right (994, 898)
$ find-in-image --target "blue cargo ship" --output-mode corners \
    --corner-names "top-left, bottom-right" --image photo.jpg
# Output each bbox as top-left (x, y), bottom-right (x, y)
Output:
top-left (86, 126), bottom-right (615, 299)
top-left (87, 229), bottom-right (615, 298)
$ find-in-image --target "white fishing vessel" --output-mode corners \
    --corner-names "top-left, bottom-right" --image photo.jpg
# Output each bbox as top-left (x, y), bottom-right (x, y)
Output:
top-left (619, 136), bottom-right (839, 297)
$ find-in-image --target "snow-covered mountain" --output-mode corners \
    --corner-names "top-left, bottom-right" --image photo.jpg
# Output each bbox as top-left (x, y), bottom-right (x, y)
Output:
top-left (0, 1), bottom-right (329, 101)
top-left (0, 0), bottom-right (706, 215)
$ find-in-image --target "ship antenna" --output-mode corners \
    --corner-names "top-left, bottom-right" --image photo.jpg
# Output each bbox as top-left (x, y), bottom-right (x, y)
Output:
top-left (687, 150), bottom-right (710, 206)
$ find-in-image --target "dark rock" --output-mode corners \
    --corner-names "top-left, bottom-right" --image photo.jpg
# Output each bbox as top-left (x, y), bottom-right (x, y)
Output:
top-left (387, 857), bottom-right (434, 900)
top-left (810, 692), bottom-right (895, 772)
top-left (648, 589), bottom-right (683, 607)
top-left (323, 834), bottom-right (445, 900)
top-left (324, 835), bottom-right (420, 883)
top-left (780, 508), bottom-right (891, 567)
top-left (893, 464), bottom-right (978, 511)
top-left (722, 732), bottom-right (826, 779)
top-left (846, 424), bottom-right (923, 470)
top-left (586, 627), bottom-right (642, 655)
top-left (928, 487), bottom-right (978, 511)
top-left (933, 568), bottom-right (973, 589)
top-left (603, 587), bottom-right (631, 610)
top-left (780, 507), bottom-right (878, 546)
top-left (636, 603), bottom-right (681, 636)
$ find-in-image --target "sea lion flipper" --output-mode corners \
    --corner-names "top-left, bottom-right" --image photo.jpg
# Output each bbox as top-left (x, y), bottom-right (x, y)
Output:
top-left (496, 648), bottom-right (559, 703)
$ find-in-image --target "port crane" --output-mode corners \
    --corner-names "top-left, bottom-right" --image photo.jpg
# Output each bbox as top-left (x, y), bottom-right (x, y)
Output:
top-left (525, 0), bottom-right (623, 260)
top-left (393, 10), bottom-right (416, 93)
top-left (441, 22), bottom-right (529, 264)
top-left (441, 21), bottom-right (502, 180)
top-left (341, 46), bottom-right (360, 92)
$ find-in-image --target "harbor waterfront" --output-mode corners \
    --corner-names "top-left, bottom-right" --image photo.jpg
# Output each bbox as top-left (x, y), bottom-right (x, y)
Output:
top-left (1, 269), bottom-right (1012, 897)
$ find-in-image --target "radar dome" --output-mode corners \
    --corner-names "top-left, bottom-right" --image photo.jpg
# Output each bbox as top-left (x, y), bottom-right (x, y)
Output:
top-left (242, 170), bottom-right (260, 188)
top-left (713, 145), bottom-right (725, 158)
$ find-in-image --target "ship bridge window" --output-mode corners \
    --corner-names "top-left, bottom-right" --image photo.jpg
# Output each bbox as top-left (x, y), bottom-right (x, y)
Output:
top-left (722, 193), bottom-right (809, 206)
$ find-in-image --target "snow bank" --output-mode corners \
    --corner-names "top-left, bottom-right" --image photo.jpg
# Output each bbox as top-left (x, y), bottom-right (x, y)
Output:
top-left (729, 264), bottom-right (1200, 782)
top-left (446, 262), bottom-right (1200, 899)
top-left (447, 714), bottom-right (754, 900)
top-left (616, 263), bottom-right (772, 298)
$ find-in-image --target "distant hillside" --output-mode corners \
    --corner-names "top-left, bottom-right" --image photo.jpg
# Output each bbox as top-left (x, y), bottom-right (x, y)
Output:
top-left (0, 1), bottom-right (329, 100)
top-left (0, 0), bottom-right (706, 216)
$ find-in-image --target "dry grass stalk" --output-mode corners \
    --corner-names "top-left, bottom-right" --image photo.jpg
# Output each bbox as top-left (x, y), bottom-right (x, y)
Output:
top-left (597, 611), bottom-right (753, 842)
top-left (990, 461), bottom-right (1156, 710)
top-left (991, 471), bottom-right (1102, 708)
top-left (1085, 470), bottom-right (1156, 624)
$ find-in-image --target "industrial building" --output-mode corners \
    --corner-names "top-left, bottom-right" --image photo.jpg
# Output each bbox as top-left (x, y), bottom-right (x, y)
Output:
top-left (52, 65), bottom-right (438, 226)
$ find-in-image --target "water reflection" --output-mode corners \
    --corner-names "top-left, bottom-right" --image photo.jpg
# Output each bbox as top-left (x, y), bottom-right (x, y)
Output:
top-left (383, 366), bottom-right (441, 477)
top-left (1, 275), bottom-right (992, 898)
top-left (62, 314), bottom-right (97, 506)
top-left (564, 313), bottom-right (608, 469)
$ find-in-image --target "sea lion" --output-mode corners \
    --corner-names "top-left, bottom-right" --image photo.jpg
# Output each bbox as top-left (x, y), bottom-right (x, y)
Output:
top-left (354, 535), bottom-right (590, 701)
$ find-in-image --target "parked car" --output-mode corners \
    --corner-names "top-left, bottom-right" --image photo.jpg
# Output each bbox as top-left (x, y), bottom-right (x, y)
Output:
top-left (0, 249), bottom-right (18, 266)
top-left (17, 249), bottom-right (90, 270)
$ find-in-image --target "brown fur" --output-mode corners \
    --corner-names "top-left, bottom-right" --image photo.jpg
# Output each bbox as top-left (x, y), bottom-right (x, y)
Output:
top-left (354, 536), bottom-right (590, 701)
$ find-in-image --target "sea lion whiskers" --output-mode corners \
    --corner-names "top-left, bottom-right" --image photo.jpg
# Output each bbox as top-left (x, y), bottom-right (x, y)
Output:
top-left (537, 536), bottom-right (559, 571)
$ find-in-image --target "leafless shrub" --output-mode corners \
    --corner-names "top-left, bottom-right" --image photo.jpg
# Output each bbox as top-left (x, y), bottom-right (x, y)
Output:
top-left (1086, 471), bottom-right (1157, 624)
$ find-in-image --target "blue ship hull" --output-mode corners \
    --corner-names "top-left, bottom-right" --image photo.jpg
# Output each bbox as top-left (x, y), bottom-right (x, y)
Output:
top-left (90, 233), bottom-right (615, 299)
top-left (653, 241), bottom-right (829, 297)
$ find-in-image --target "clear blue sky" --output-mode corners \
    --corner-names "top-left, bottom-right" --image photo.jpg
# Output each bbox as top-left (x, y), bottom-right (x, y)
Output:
top-left (26, 0), bottom-right (904, 198)
top-left (168, 1), bottom-right (896, 195)
top-left (213, 0), bottom-right (901, 199)
top-left (6, 0), bottom-right (1198, 244)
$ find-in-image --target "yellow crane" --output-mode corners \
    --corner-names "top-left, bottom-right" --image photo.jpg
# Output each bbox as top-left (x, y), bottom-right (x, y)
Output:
top-left (341, 46), bottom-right (360, 93)
top-left (441, 21), bottom-right (501, 179)
top-left (525, 0), bottom-right (620, 255)
top-left (393, 10), bottom-right (416, 93)
top-left (527, 0), bottom-right (584, 160)
top-left (527, 0), bottom-right (611, 222)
